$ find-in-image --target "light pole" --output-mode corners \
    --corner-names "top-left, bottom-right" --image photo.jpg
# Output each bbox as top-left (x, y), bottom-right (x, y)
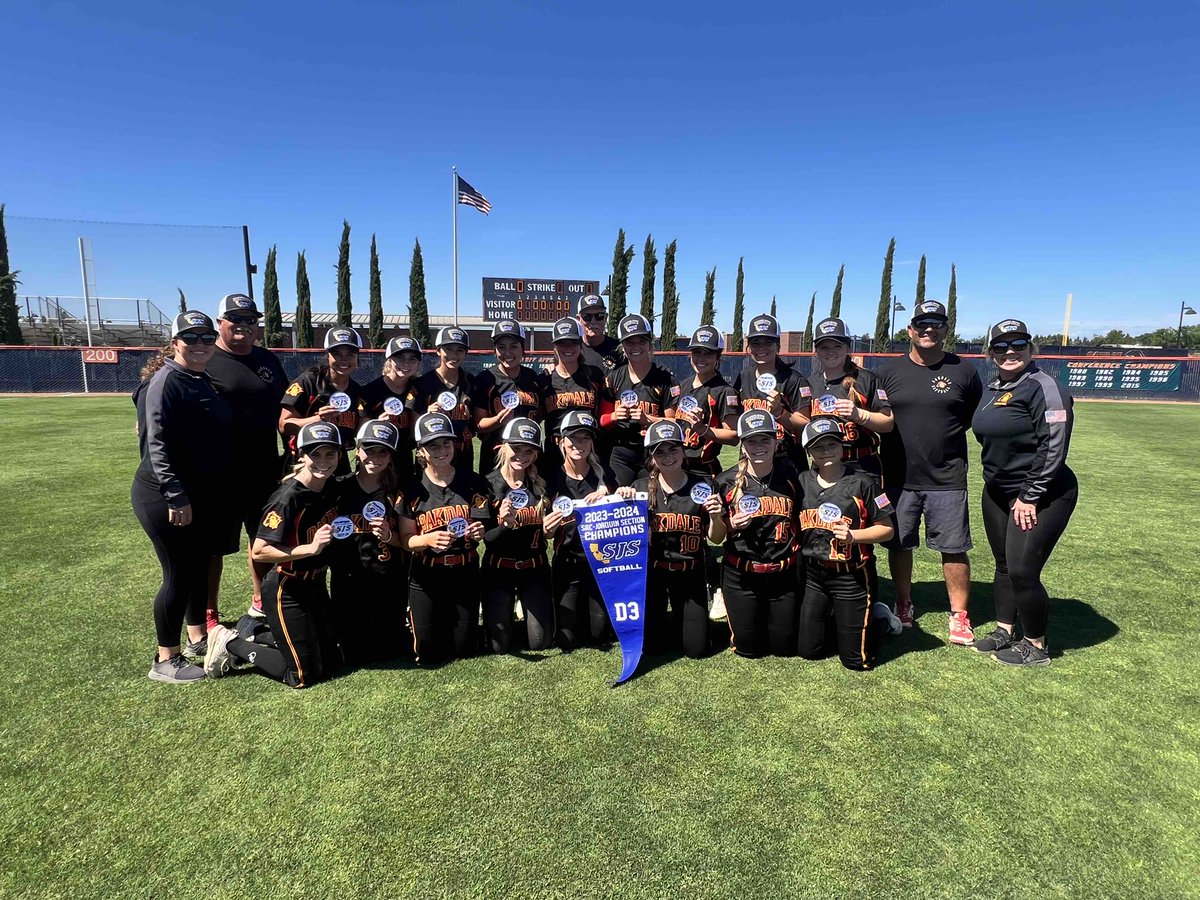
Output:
top-left (1178, 301), bottom-right (1196, 348)
top-left (890, 296), bottom-right (905, 349)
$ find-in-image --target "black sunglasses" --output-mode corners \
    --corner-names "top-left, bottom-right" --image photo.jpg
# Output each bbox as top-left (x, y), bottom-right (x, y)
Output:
top-left (222, 315), bottom-right (258, 326)
top-left (912, 320), bottom-right (946, 330)
top-left (581, 313), bottom-right (607, 322)
top-left (177, 332), bottom-right (218, 345)
top-left (991, 339), bottom-right (1030, 353)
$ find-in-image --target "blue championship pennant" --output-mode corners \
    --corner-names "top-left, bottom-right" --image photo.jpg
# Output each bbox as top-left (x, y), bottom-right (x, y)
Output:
top-left (577, 495), bottom-right (650, 685)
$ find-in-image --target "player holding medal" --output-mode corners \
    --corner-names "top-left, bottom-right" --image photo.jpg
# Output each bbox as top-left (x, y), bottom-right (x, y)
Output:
top-left (391, 412), bottom-right (491, 664)
top-left (538, 317), bottom-right (605, 471)
top-left (730, 313), bottom-right (812, 466)
top-left (481, 418), bottom-right (554, 653)
top-left (715, 410), bottom-right (804, 657)
top-left (278, 327), bottom-right (364, 473)
top-left (677, 326), bottom-right (739, 477)
top-left (413, 326), bottom-right (477, 471)
top-left (616, 421), bottom-right (726, 658)
top-left (358, 336), bottom-right (421, 483)
top-left (327, 419), bottom-right (407, 666)
top-left (205, 423), bottom-right (341, 688)
top-left (542, 411), bottom-right (616, 650)
top-left (795, 419), bottom-right (901, 671)
top-left (473, 320), bottom-right (544, 476)
top-left (600, 313), bottom-right (680, 484)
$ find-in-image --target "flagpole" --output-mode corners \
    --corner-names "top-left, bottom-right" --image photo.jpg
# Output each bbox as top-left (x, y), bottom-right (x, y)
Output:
top-left (452, 166), bottom-right (459, 326)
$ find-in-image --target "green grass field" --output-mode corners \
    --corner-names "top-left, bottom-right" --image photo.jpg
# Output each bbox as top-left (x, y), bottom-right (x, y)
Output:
top-left (2, 398), bottom-right (1198, 899)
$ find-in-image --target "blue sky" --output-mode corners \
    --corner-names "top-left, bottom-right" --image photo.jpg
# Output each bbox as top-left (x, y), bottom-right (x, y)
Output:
top-left (4, 1), bottom-right (1198, 340)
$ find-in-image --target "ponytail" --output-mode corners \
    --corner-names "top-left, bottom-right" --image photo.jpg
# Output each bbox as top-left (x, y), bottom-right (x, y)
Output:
top-left (841, 358), bottom-right (862, 406)
top-left (646, 456), bottom-right (661, 514)
top-left (730, 453), bottom-right (749, 504)
top-left (139, 344), bottom-right (171, 382)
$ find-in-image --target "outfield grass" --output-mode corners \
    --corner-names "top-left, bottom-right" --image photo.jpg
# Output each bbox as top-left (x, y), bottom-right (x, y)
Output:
top-left (1, 398), bottom-right (1198, 899)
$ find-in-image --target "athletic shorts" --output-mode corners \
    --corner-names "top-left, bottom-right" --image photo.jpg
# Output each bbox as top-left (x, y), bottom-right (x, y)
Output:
top-left (884, 488), bottom-right (972, 554)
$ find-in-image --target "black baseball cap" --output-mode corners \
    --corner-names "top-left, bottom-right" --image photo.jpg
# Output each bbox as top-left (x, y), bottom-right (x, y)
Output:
top-left (910, 301), bottom-right (948, 325)
top-left (688, 325), bottom-right (725, 351)
top-left (324, 327), bottom-right (362, 351)
top-left (747, 313), bottom-right (781, 340)
top-left (644, 419), bottom-right (686, 449)
top-left (435, 326), bottom-right (469, 348)
top-left (617, 313), bottom-right (653, 341)
top-left (356, 419), bottom-right (400, 450)
top-left (988, 319), bottom-right (1031, 345)
top-left (576, 294), bottom-right (606, 315)
top-left (552, 317), bottom-right (584, 343)
top-left (813, 317), bottom-right (851, 346)
top-left (736, 409), bottom-right (777, 440)
top-left (557, 410), bottom-right (598, 437)
top-left (386, 336), bottom-right (422, 358)
top-left (216, 293), bottom-right (262, 319)
top-left (801, 417), bottom-right (844, 449)
top-left (296, 421), bottom-right (342, 451)
top-left (500, 417), bottom-right (542, 447)
top-left (172, 311), bottom-right (217, 337)
top-left (414, 412), bottom-right (456, 445)
top-left (491, 320), bottom-right (527, 343)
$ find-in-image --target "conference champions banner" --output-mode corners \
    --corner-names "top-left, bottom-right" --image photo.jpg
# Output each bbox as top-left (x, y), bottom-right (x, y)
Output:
top-left (577, 495), bottom-right (650, 686)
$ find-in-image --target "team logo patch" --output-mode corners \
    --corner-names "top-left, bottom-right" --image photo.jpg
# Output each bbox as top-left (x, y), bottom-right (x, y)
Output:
top-left (746, 413), bottom-right (768, 429)
top-left (285, 382), bottom-right (303, 397)
top-left (753, 319), bottom-right (771, 332)
top-left (184, 312), bottom-right (207, 326)
top-left (678, 395), bottom-right (700, 415)
top-left (262, 511), bottom-right (283, 530)
top-left (818, 502), bottom-right (842, 523)
top-left (499, 321), bottom-right (515, 332)
top-left (577, 413), bottom-right (596, 427)
top-left (620, 390), bottom-right (639, 406)
top-left (737, 495), bottom-right (761, 515)
top-left (329, 392), bottom-right (352, 412)
top-left (518, 424), bottom-right (538, 441)
top-left (331, 516), bottom-right (356, 539)
top-left (1045, 409), bottom-right (1067, 424)
top-left (931, 376), bottom-right (952, 394)
top-left (310, 424), bottom-right (336, 440)
top-left (997, 320), bottom-right (1023, 333)
top-left (501, 390), bottom-right (520, 409)
top-left (655, 423), bottom-right (676, 440)
top-left (370, 424), bottom-right (392, 439)
top-left (820, 322), bottom-right (838, 334)
top-left (449, 329), bottom-right (467, 343)
top-left (508, 489), bottom-right (530, 510)
top-left (424, 417), bottom-right (446, 433)
top-left (995, 391), bottom-right (1013, 407)
top-left (623, 319), bottom-right (640, 333)
top-left (553, 496), bottom-right (575, 516)
top-left (332, 330), bottom-right (352, 342)
top-left (699, 329), bottom-right (714, 342)
top-left (811, 418), bottom-right (836, 434)
top-left (236, 298), bottom-right (253, 308)
top-left (363, 500), bottom-right (387, 520)
top-left (556, 323), bottom-right (573, 335)
top-left (447, 517), bottom-right (469, 538)
top-left (437, 391), bottom-right (458, 411)
top-left (383, 397), bottom-right (405, 415)
top-left (690, 483), bottom-right (713, 505)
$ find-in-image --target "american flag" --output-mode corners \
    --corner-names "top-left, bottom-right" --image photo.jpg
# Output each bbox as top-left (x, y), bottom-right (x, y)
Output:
top-left (457, 175), bottom-right (491, 215)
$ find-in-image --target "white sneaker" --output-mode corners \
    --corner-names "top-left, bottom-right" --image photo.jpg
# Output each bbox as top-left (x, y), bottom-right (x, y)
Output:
top-left (709, 588), bottom-right (728, 621)
top-left (872, 602), bottom-right (903, 636)
top-left (514, 600), bottom-right (525, 622)
top-left (204, 624), bottom-right (238, 677)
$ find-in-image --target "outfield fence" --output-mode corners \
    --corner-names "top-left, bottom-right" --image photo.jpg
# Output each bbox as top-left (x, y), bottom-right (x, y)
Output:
top-left (0, 346), bottom-right (1197, 401)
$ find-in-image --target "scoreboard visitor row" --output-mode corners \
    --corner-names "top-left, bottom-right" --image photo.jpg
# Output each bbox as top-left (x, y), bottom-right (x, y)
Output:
top-left (482, 278), bottom-right (602, 323)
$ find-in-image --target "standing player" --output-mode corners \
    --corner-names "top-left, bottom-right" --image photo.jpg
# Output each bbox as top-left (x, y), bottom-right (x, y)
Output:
top-left (618, 421), bottom-right (726, 658)
top-left (731, 313), bottom-right (812, 467)
top-left (472, 320), bottom-right (543, 475)
top-left (715, 410), bottom-right (803, 658)
top-left (481, 418), bottom-right (554, 653)
top-left (394, 412), bottom-right (491, 663)
top-left (795, 419), bottom-right (901, 671)
top-left (412, 326), bottom-right (477, 471)
top-left (278, 327), bottom-right (363, 472)
top-left (205, 293), bottom-right (287, 626)
top-left (204, 422), bottom-right (341, 688)
top-left (539, 317), bottom-right (605, 471)
top-left (542, 411), bottom-right (615, 650)
top-left (600, 313), bottom-right (679, 484)
top-left (358, 336), bottom-right (421, 484)
top-left (677, 325), bottom-right (739, 477)
top-left (576, 293), bottom-right (624, 372)
top-left (876, 301), bottom-right (983, 642)
top-left (971, 320), bottom-right (1077, 666)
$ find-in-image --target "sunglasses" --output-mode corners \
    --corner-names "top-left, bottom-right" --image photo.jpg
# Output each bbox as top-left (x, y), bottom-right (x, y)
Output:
top-left (222, 315), bottom-right (258, 326)
top-left (177, 332), bottom-right (218, 345)
top-left (581, 313), bottom-right (607, 323)
top-left (912, 320), bottom-right (946, 330)
top-left (991, 339), bottom-right (1030, 353)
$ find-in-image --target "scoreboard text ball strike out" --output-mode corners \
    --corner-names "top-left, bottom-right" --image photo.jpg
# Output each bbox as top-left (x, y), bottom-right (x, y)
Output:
top-left (483, 278), bottom-right (601, 323)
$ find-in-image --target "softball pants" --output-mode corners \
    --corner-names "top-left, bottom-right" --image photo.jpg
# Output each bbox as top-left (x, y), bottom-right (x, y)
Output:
top-left (408, 561), bottom-right (480, 663)
top-left (721, 563), bottom-right (798, 658)
top-left (646, 565), bottom-right (710, 658)
top-left (227, 568), bottom-right (332, 688)
top-left (481, 560), bottom-right (555, 653)
top-left (553, 554), bottom-right (612, 649)
top-left (797, 564), bottom-right (887, 671)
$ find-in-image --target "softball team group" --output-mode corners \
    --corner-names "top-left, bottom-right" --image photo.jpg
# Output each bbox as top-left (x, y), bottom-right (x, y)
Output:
top-left (135, 292), bottom-right (1076, 687)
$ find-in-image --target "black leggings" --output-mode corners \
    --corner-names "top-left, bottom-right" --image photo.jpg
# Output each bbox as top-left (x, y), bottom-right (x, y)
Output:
top-left (408, 563), bottom-right (480, 663)
top-left (481, 562), bottom-right (555, 653)
top-left (553, 554), bottom-right (612, 649)
top-left (227, 568), bottom-right (332, 688)
top-left (329, 566), bottom-right (409, 665)
top-left (981, 471), bottom-right (1078, 639)
top-left (646, 566), bottom-right (709, 658)
top-left (609, 444), bottom-right (646, 486)
top-left (721, 563), bottom-right (798, 658)
top-left (132, 482), bottom-right (211, 647)
top-left (797, 565), bottom-right (887, 670)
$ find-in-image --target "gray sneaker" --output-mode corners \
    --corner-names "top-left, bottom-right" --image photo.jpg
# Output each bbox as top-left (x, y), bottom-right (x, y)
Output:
top-left (148, 654), bottom-right (205, 684)
top-left (184, 637), bottom-right (208, 659)
top-left (872, 601), bottom-right (903, 636)
top-left (204, 624), bottom-right (238, 678)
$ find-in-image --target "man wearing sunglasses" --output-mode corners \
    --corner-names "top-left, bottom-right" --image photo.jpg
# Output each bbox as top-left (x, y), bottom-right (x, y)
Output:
top-left (205, 293), bottom-right (288, 627)
top-left (576, 294), bottom-right (624, 372)
top-left (877, 300), bottom-right (983, 643)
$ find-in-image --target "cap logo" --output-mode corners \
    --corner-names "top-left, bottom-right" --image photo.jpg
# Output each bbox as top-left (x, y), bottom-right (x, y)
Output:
top-left (335, 330), bottom-right (351, 341)
top-left (813, 419), bottom-right (835, 433)
top-left (919, 302), bottom-right (938, 313)
top-left (371, 424), bottom-right (391, 439)
top-left (236, 299), bottom-right (252, 308)
top-left (656, 424), bottom-right (674, 438)
top-left (426, 418), bottom-right (445, 432)
top-left (311, 424), bottom-right (334, 439)
top-left (184, 313), bottom-right (207, 326)
top-left (999, 320), bottom-right (1022, 332)
top-left (557, 323), bottom-right (571, 334)
top-left (518, 425), bottom-right (538, 440)
top-left (578, 413), bottom-right (596, 427)
top-left (623, 319), bottom-right (639, 333)
top-left (451, 329), bottom-right (466, 342)
top-left (500, 322), bottom-right (514, 331)
top-left (699, 330), bottom-right (713, 341)
top-left (747, 413), bottom-right (767, 429)
top-left (754, 320), bottom-right (769, 332)
top-left (820, 322), bottom-right (837, 334)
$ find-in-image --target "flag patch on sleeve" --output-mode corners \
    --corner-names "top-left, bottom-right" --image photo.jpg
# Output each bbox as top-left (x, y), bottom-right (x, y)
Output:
top-left (876, 388), bottom-right (889, 401)
top-left (875, 492), bottom-right (892, 510)
top-left (1045, 409), bottom-right (1067, 424)
top-left (669, 385), bottom-right (681, 398)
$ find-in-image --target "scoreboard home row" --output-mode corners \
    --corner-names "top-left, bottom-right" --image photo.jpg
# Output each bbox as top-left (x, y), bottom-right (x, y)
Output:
top-left (482, 278), bottom-right (601, 323)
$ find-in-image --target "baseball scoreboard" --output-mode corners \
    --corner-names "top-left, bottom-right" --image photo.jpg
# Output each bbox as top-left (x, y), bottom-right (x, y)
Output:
top-left (1062, 360), bottom-right (1182, 392)
top-left (482, 278), bottom-right (601, 323)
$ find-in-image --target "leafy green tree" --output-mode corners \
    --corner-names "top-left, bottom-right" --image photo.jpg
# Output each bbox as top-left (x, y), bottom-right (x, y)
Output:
top-left (0, 205), bottom-right (23, 345)
top-left (640, 234), bottom-right (657, 321)
top-left (830, 264), bottom-right (845, 318)
top-left (803, 293), bottom-right (816, 351)
top-left (177, 288), bottom-right (187, 314)
top-left (944, 263), bottom-right (958, 351)
top-left (731, 257), bottom-right (745, 351)
top-left (607, 228), bottom-right (635, 335)
top-left (875, 238), bottom-right (895, 351)
top-left (368, 234), bottom-right (384, 349)
top-left (700, 267), bottom-right (716, 326)
top-left (336, 219), bottom-right (352, 327)
top-left (409, 238), bottom-right (431, 347)
top-left (915, 254), bottom-right (927, 306)
top-left (659, 240), bottom-right (679, 348)
top-left (263, 245), bottom-right (286, 347)
top-left (295, 251), bottom-right (314, 348)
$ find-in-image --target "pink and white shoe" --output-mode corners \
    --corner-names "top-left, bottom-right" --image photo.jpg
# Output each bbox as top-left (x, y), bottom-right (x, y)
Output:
top-left (247, 597), bottom-right (266, 620)
top-left (948, 611), bottom-right (975, 646)
top-left (895, 596), bottom-right (914, 629)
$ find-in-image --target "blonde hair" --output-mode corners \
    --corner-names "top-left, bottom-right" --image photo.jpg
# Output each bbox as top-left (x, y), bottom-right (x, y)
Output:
top-left (555, 433), bottom-right (606, 488)
top-left (495, 442), bottom-right (548, 512)
top-left (355, 443), bottom-right (401, 495)
top-left (139, 344), bottom-right (172, 381)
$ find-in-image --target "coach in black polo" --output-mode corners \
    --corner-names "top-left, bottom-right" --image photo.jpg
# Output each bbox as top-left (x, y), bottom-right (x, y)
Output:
top-left (576, 293), bottom-right (624, 372)
top-left (876, 301), bottom-right (982, 643)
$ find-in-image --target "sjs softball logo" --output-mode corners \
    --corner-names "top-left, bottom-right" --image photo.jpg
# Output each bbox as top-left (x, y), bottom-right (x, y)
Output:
top-left (588, 540), bottom-right (642, 564)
